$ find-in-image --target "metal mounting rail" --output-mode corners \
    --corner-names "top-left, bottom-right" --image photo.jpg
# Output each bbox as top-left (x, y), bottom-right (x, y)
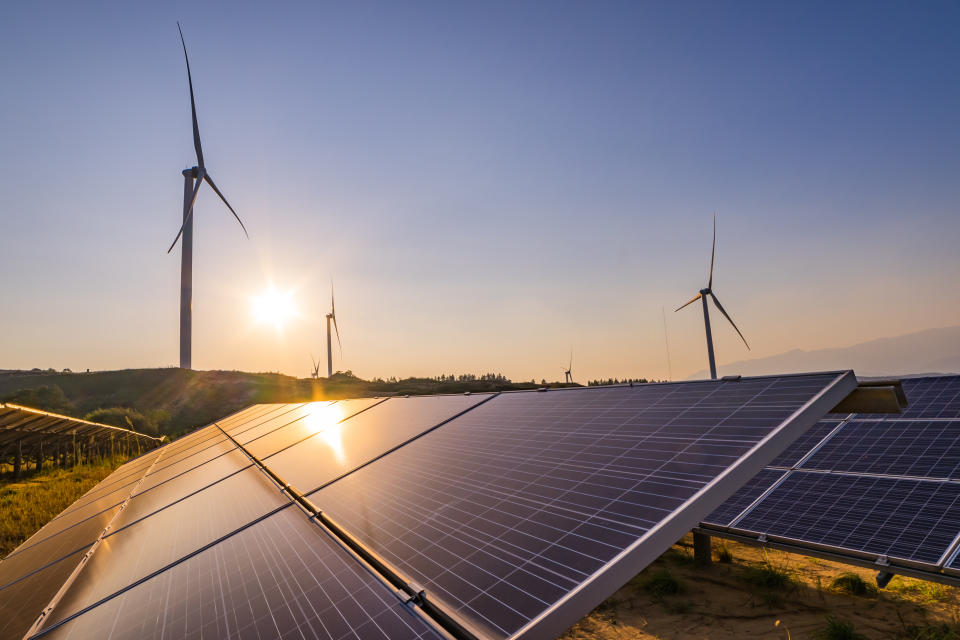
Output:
top-left (216, 425), bottom-right (487, 640)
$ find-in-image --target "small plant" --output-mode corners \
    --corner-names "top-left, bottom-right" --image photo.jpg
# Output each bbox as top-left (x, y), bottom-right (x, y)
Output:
top-left (716, 544), bottom-right (734, 563)
top-left (831, 572), bottom-right (878, 597)
top-left (637, 568), bottom-right (684, 598)
top-left (742, 550), bottom-right (794, 590)
top-left (813, 616), bottom-right (867, 640)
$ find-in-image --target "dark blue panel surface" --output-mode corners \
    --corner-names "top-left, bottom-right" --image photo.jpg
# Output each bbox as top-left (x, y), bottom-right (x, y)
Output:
top-left (308, 375), bottom-right (842, 638)
top-left (702, 469), bottom-right (785, 527)
top-left (735, 471), bottom-right (960, 565)
top-left (768, 420), bottom-right (840, 468)
top-left (801, 420), bottom-right (960, 479)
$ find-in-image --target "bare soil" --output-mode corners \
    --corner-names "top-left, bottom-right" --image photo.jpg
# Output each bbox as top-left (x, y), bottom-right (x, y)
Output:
top-left (562, 535), bottom-right (960, 640)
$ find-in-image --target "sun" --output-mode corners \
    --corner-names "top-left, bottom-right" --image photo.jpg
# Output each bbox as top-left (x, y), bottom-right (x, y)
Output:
top-left (251, 285), bottom-right (297, 331)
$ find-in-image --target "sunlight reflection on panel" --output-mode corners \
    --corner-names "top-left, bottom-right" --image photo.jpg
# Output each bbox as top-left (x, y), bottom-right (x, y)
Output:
top-left (303, 402), bottom-right (347, 464)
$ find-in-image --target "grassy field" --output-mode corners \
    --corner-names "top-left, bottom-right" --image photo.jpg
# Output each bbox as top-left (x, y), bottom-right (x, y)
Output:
top-left (562, 535), bottom-right (960, 640)
top-left (0, 457), bottom-right (126, 557)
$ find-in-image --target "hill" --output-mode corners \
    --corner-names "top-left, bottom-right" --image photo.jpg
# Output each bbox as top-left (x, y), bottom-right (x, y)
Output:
top-left (690, 325), bottom-right (960, 379)
top-left (0, 368), bottom-right (555, 437)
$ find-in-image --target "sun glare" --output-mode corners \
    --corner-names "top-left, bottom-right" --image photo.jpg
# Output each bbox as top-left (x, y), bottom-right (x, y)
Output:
top-left (303, 402), bottom-right (347, 464)
top-left (251, 286), bottom-right (297, 331)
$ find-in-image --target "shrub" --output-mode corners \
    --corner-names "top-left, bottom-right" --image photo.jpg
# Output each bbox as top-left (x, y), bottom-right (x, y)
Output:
top-left (813, 616), bottom-right (867, 640)
top-left (831, 572), bottom-right (877, 597)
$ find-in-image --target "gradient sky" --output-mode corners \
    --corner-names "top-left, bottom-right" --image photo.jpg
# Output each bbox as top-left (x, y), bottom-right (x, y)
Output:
top-left (1, 1), bottom-right (958, 382)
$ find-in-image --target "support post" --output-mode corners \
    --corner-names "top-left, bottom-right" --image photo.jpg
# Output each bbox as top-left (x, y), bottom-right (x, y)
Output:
top-left (179, 168), bottom-right (195, 370)
top-left (326, 314), bottom-right (333, 378)
top-left (693, 531), bottom-right (713, 566)
top-left (13, 439), bottom-right (22, 480)
top-left (701, 293), bottom-right (717, 380)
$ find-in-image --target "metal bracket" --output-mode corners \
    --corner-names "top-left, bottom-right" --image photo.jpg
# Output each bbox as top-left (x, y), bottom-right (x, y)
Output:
top-left (875, 555), bottom-right (890, 566)
top-left (721, 375), bottom-right (742, 382)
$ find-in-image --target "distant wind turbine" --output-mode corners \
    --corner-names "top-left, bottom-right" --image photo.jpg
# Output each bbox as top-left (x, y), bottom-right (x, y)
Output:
top-left (167, 22), bottom-right (249, 370)
top-left (326, 282), bottom-right (342, 377)
top-left (310, 355), bottom-right (321, 380)
top-left (562, 351), bottom-right (573, 384)
top-left (675, 215), bottom-right (749, 379)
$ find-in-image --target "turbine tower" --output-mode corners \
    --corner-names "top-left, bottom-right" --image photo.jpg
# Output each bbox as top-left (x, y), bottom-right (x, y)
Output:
top-left (168, 23), bottom-right (248, 370)
top-left (675, 215), bottom-right (749, 379)
top-left (562, 352), bottom-right (573, 384)
top-left (326, 282), bottom-right (342, 378)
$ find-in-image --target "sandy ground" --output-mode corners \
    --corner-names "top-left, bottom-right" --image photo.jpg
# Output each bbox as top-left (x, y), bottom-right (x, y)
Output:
top-left (561, 535), bottom-right (960, 640)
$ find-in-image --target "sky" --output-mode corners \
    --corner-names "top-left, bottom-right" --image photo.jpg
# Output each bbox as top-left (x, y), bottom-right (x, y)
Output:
top-left (1, 1), bottom-right (958, 383)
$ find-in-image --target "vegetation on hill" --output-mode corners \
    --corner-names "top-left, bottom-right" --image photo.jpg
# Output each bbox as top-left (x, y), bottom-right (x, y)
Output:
top-left (0, 368), bottom-right (584, 437)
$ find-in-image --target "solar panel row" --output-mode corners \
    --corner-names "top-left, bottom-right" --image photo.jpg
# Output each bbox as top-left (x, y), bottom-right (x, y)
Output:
top-left (703, 375), bottom-right (960, 581)
top-left (0, 372), bottom-right (856, 640)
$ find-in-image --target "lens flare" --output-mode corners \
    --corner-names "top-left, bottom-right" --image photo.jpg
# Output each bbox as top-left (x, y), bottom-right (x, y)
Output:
top-left (251, 285), bottom-right (297, 331)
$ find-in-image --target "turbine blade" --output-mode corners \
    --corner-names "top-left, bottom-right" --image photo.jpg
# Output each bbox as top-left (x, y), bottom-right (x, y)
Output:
top-left (330, 280), bottom-right (335, 316)
top-left (709, 292), bottom-right (750, 350)
top-left (166, 173), bottom-right (204, 253)
top-left (203, 173), bottom-right (249, 238)
top-left (177, 22), bottom-right (204, 168)
top-left (674, 293), bottom-right (702, 312)
top-left (333, 316), bottom-right (342, 355)
top-left (709, 212), bottom-right (716, 289)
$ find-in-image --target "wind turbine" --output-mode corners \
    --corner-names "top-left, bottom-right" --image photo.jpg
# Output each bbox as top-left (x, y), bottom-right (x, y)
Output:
top-left (310, 355), bottom-right (321, 380)
top-left (325, 282), bottom-right (342, 378)
top-left (562, 351), bottom-right (573, 384)
top-left (675, 215), bottom-right (749, 379)
top-left (167, 22), bottom-right (248, 370)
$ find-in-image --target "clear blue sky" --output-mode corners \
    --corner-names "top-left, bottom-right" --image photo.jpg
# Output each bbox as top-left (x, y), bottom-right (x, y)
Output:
top-left (1, 1), bottom-right (958, 382)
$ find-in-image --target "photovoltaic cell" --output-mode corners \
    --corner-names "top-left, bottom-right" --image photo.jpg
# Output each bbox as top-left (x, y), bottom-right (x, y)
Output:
top-left (801, 420), bottom-right (960, 479)
top-left (307, 375), bottom-right (846, 638)
top-left (0, 506), bottom-right (120, 590)
top-left (702, 469), bottom-right (785, 528)
top-left (33, 507), bottom-right (439, 640)
top-left (767, 420), bottom-right (841, 468)
top-left (0, 548), bottom-right (87, 640)
top-left (735, 471), bottom-right (960, 565)
top-left (39, 465), bottom-right (292, 628)
top-left (260, 394), bottom-right (490, 490)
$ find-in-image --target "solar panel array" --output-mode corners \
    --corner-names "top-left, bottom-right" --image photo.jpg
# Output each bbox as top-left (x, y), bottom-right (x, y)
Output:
top-left (0, 372), bottom-right (855, 640)
top-left (703, 375), bottom-right (960, 583)
top-left (0, 404), bottom-right (164, 476)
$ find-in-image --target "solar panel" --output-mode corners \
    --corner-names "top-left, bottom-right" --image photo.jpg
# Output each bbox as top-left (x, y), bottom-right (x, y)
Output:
top-left (801, 419), bottom-right (960, 479)
top-left (768, 420), bottom-right (842, 468)
top-left (0, 548), bottom-right (88, 640)
top-left (31, 507), bottom-right (440, 640)
top-left (37, 465), bottom-right (292, 628)
top-left (1, 373), bottom-right (854, 640)
top-left (704, 468), bottom-right (785, 528)
top-left (704, 375), bottom-right (960, 580)
top-left (258, 394), bottom-right (492, 490)
top-left (735, 471), bottom-right (960, 565)
top-left (241, 398), bottom-right (387, 459)
top-left (305, 374), bottom-right (852, 639)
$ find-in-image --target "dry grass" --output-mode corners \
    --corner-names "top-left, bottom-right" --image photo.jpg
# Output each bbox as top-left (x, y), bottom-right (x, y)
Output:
top-left (0, 457), bottom-right (126, 557)
top-left (561, 534), bottom-right (960, 640)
